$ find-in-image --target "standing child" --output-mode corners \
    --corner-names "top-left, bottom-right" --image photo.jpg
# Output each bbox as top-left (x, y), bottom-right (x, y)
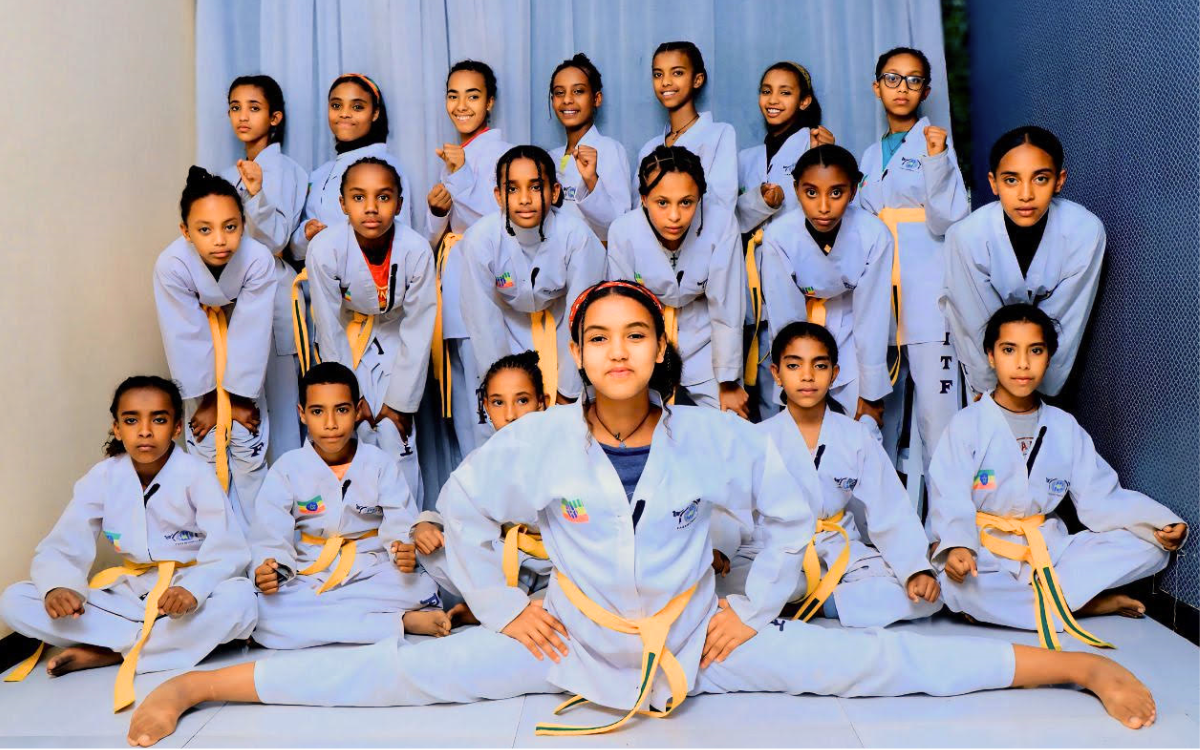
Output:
top-left (758, 145), bottom-right (892, 429)
top-left (306, 157), bottom-right (434, 506)
top-left (153, 167), bottom-right (276, 530)
top-left (249, 362), bottom-right (448, 648)
top-left (941, 126), bottom-right (1104, 398)
top-left (929, 304), bottom-right (1186, 649)
top-left (1, 377), bottom-right (255, 712)
top-left (221, 75), bottom-right (308, 460)
top-left (547, 53), bottom-right (632, 243)
top-left (413, 351), bottom-right (553, 610)
top-left (128, 283), bottom-right (1160, 748)
top-left (290, 73), bottom-right (417, 261)
top-left (607, 146), bottom-right (747, 414)
top-left (459, 145), bottom-right (605, 424)
top-left (718, 322), bottom-right (941, 628)
top-left (423, 60), bottom-right (515, 479)
top-left (636, 42), bottom-right (738, 226)
top-left (856, 47), bottom-right (969, 480)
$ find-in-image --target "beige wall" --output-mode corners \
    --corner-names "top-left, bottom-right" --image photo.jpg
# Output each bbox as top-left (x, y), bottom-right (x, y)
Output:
top-left (0, 2), bottom-right (196, 635)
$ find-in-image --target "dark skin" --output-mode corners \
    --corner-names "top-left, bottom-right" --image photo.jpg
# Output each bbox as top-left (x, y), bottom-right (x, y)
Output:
top-left (45, 388), bottom-right (196, 676)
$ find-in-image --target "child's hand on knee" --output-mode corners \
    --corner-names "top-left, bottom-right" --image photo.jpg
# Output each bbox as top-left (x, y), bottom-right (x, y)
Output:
top-left (254, 558), bottom-right (281, 594)
top-left (1155, 523), bottom-right (1187, 551)
top-left (701, 598), bottom-right (755, 668)
top-left (412, 522), bottom-right (444, 555)
top-left (391, 541), bottom-right (417, 572)
top-left (44, 587), bottom-right (83, 619)
top-left (189, 391), bottom-right (218, 440)
top-left (906, 571), bottom-right (940, 602)
top-left (945, 548), bottom-right (977, 583)
top-left (229, 395), bottom-right (261, 435)
top-left (158, 587), bottom-right (197, 618)
top-left (501, 600), bottom-right (570, 663)
top-left (711, 549), bottom-right (730, 577)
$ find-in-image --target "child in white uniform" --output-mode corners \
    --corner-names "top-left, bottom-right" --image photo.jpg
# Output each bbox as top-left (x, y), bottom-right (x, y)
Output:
top-left (249, 362), bottom-right (448, 649)
top-left (1, 377), bottom-right (255, 711)
top-left (306, 157), bottom-right (433, 506)
top-left (718, 322), bottom-right (941, 628)
top-left (759, 145), bottom-right (893, 433)
top-left (607, 146), bottom-right (747, 414)
top-left (929, 304), bottom-right (1186, 650)
top-left (547, 53), bottom-right (632, 243)
top-left (856, 47), bottom-right (969, 481)
top-left (941, 126), bottom-right (1105, 398)
top-left (129, 283), bottom-right (1160, 747)
top-left (221, 75), bottom-right (308, 460)
top-left (153, 168), bottom-right (275, 530)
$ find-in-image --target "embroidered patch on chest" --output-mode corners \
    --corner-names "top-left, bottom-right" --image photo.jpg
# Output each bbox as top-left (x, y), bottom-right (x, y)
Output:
top-left (672, 498), bottom-right (701, 529)
top-left (634, 272), bottom-right (645, 286)
top-left (103, 530), bottom-right (122, 552)
top-left (495, 272), bottom-right (515, 289)
top-left (900, 157), bottom-right (922, 172)
top-left (164, 530), bottom-right (204, 545)
top-left (355, 503), bottom-right (383, 516)
top-left (562, 185), bottom-right (578, 201)
top-left (297, 496), bottom-right (326, 515)
top-left (973, 469), bottom-right (997, 491)
top-left (561, 498), bottom-right (589, 523)
top-left (833, 476), bottom-right (858, 491)
top-left (1046, 478), bottom-right (1070, 496)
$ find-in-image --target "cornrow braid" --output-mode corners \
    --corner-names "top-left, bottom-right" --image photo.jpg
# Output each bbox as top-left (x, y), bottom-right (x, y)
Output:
top-left (637, 145), bottom-right (708, 235)
top-left (476, 350), bottom-right (546, 424)
top-left (495, 145), bottom-right (560, 241)
top-left (339, 156), bottom-right (402, 197)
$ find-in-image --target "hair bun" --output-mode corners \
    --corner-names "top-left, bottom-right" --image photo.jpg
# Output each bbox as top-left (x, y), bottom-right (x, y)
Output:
top-left (186, 165), bottom-right (214, 186)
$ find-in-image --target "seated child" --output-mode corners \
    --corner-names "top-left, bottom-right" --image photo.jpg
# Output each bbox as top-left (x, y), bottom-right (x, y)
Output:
top-left (717, 323), bottom-right (941, 627)
top-left (929, 304), bottom-right (1187, 649)
top-left (249, 362), bottom-right (447, 649)
top-left (413, 351), bottom-right (552, 611)
top-left (1, 376), bottom-right (255, 711)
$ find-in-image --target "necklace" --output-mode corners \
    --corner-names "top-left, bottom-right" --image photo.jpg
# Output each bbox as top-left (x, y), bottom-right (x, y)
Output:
top-left (592, 403), bottom-right (654, 448)
top-left (666, 113), bottom-right (700, 145)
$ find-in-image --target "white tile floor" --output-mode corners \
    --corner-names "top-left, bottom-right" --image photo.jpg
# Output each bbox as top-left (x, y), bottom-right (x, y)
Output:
top-left (1, 615), bottom-right (1196, 748)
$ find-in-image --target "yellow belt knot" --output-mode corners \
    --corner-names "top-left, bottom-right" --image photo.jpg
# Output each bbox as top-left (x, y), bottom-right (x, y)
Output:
top-left (299, 529), bottom-right (380, 594)
top-left (534, 570), bottom-right (697, 736)
top-left (976, 512), bottom-right (1114, 651)
top-left (875, 206), bottom-right (926, 384)
top-left (744, 229), bottom-right (764, 385)
top-left (502, 524), bottom-right (548, 587)
top-left (792, 510), bottom-right (851, 622)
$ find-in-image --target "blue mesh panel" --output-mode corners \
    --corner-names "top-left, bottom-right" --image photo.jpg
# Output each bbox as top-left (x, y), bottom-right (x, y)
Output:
top-left (968, 1), bottom-right (1199, 608)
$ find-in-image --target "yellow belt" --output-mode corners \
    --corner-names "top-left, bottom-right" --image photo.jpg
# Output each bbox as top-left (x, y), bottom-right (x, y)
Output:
top-left (976, 512), bottom-right (1114, 651)
top-left (875, 206), bottom-right (925, 384)
top-left (530, 309), bottom-right (558, 402)
top-left (535, 571), bottom-right (697, 736)
top-left (431, 232), bottom-right (462, 418)
top-left (290, 268), bottom-right (376, 375)
top-left (792, 510), bottom-right (851, 622)
top-left (5, 560), bottom-right (195, 713)
top-left (743, 229), bottom-right (764, 386)
top-left (298, 529), bottom-right (380, 594)
top-left (663, 306), bottom-right (679, 405)
top-left (501, 524), bottom-right (548, 588)
top-left (203, 305), bottom-right (233, 493)
top-left (346, 312), bottom-right (375, 370)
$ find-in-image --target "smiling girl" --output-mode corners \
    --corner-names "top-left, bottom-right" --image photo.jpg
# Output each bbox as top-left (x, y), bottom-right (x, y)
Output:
top-left (220, 75), bottom-right (308, 460)
top-left (547, 53), bottom-right (632, 242)
top-left (128, 285), bottom-right (1161, 747)
top-left (153, 167), bottom-right (276, 531)
top-left (940, 126), bottom-right (1105, 398)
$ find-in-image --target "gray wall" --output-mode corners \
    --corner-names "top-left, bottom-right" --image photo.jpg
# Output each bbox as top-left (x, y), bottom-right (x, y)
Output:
top-left (968, 1), bottom-right (1199, 608)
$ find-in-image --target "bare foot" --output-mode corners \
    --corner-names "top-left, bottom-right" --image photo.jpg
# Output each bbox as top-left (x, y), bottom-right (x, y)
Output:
top-left (46, 645), bottom-right (122, 676)
top-left (1081, 654), bottom-right (1157, 729)
top-left (126, 673), bottom-right (195, 746)
top-left (403, 609), bottom-right (452, 637)
top-left (1076, 592), bottom-right (1146, 619)
top-left (448, 602), bottom-right (479, 627)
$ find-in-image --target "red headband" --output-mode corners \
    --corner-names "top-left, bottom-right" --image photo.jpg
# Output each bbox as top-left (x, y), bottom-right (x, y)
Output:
top-left (340, 73), bottom-right (381, 102)
top-left (569, 280), bottom-right (664, 331)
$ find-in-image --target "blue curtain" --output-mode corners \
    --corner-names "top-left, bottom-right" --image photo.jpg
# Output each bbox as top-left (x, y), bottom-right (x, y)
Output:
top-left (196, 0), bottom-right (951, 195)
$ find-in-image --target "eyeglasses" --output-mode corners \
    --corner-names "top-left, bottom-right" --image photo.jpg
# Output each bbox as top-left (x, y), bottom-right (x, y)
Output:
top-left (877, 72), bottom-right (927, 90)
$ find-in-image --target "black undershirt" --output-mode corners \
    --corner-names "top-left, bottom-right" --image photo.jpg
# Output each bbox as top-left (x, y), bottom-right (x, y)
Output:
top-left (335, 133), bottom-right (385, 154)
top-left (1004, 211), bottom-right (1048, 278)
top-left (805, 219), bottom-right (840, 251)
top-left (764, 120), bottom-right (806, 170)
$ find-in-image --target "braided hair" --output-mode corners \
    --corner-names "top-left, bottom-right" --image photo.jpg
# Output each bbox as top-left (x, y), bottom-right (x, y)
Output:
top-left (475, 350), bottom-right (546, 424)
top-left (104, 376), bottom-right (184, 457)
top-left (494, 145), bottom-right (560, 241)
top-left (180, 166), bottom-right (243, 224)
top-left (339, 156), bottom-right (402, 197)
top-left (637, 145), bottom-right (707, 236)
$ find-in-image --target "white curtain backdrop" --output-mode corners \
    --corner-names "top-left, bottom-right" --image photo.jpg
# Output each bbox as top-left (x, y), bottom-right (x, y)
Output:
top-left (195, 0), bottom-right (951, 198)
